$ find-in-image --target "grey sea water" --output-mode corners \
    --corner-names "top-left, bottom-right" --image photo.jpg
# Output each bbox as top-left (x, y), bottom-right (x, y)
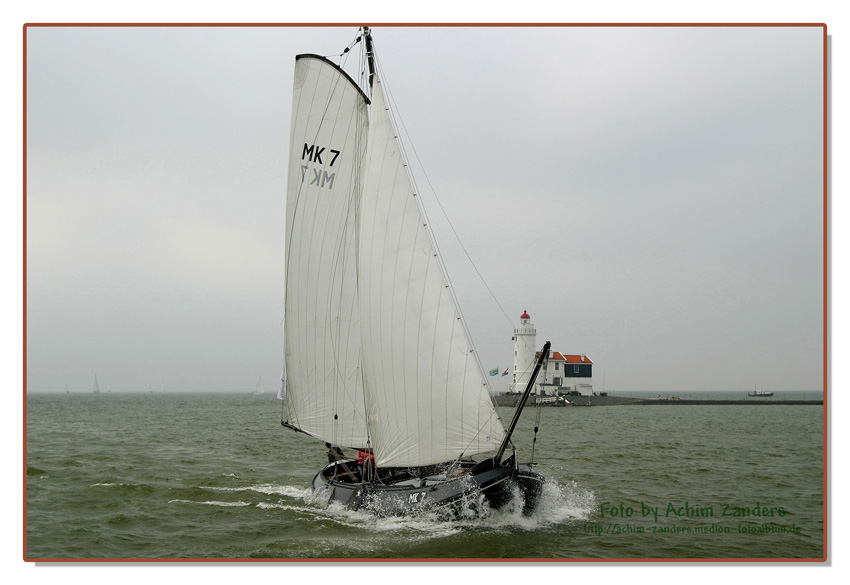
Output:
top-left (25, 392), bottom-right (824, 560)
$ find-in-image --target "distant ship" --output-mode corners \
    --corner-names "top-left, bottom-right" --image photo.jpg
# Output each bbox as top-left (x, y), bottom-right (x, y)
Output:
top-left (748, 385), bottom-right (774, 397)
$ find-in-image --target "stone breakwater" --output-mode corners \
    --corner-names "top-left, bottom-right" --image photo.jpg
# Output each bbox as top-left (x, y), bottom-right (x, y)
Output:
top-left (492, 395), bottom-right (823, 407)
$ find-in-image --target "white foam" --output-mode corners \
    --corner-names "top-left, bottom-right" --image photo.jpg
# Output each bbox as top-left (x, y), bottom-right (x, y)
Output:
top-left (168, 499), bottom-right (252, 507)
top-left (282, 478), bottom-right (595, 539)
top-left (472, 479), bottom-right (597, 531)
top-left (199, 483), bottom-right (310, 499)
top-left (191, 478), bottom-right (595, 539)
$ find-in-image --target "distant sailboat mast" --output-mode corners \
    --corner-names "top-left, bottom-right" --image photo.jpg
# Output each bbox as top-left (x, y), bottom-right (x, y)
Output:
top-left (252, 376), bottom-right (265, 395)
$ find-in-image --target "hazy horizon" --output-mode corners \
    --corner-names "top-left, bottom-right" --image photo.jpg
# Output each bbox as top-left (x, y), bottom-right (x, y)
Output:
top-left (25, 25), bottom-right (825, 395)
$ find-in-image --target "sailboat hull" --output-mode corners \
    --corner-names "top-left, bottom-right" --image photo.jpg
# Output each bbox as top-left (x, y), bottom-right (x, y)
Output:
top-left (311, 458), bottom-right (544, 517)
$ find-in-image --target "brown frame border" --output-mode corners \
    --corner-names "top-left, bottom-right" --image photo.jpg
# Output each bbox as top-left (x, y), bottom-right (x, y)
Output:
top-left (22, 22), bottom-right (829, 564)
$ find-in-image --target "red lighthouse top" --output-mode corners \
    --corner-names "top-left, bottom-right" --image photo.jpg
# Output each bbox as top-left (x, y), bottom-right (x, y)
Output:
top-left (520, 310), bottom-right (530, 320)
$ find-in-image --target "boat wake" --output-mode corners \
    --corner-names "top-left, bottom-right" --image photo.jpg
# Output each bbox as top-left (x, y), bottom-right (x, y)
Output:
top-left (167, 477), bottom-right (596, 555)
top-left (199, 483), bottom-right (309, 498)
top-left (268, 477), bottom-right (597, 537)
top-left (167, 499), bottom-right (252, 507)
top-left (167, 484), bottom-right (314, 512)
top-left (139, 473), bottom-right (597, 537)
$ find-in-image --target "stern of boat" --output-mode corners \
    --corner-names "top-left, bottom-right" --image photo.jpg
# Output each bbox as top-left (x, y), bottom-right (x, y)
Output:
top-left (312, 461), bottom-right (367, 510)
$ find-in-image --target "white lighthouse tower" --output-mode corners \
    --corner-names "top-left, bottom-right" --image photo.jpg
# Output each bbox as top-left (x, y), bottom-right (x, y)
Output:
top-left (512, 310), bottom-right (537, 392)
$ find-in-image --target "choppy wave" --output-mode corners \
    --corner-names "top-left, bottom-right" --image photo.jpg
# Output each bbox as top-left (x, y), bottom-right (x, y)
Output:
top-left (89, 482), bottom-right (155, 493)
top-left (26, 393), bottom-right (825, 559)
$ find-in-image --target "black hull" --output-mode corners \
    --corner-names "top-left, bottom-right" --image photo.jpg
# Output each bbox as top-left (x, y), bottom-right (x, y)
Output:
top-left (311, 457), bottom-right (544, 517)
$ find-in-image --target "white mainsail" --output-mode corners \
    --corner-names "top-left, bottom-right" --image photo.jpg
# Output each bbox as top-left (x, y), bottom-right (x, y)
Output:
top-left (358, 77), bottom-right (505, 468)
top-left (283, 55), bottom-right (370, 449)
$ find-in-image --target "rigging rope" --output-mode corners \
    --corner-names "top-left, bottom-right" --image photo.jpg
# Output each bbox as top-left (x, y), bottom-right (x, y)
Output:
top-left (530, 355), bottom-right (547, 464)
top-left (335, 32), bottom-right (362, 61)
top-left (369, 48), bottom-right (515, 331)
top-left (370, 43), bottom-right (498, 398)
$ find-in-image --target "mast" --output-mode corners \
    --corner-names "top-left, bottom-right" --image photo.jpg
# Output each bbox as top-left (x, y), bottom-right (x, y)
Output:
top-left (362, 26), bottom-right (376, 88)
top-left (494, 341), bottom-right (551, 466)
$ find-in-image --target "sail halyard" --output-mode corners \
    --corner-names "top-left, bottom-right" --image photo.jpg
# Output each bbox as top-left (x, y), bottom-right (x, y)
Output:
top-left (358, 63), bottom-right (506, 469)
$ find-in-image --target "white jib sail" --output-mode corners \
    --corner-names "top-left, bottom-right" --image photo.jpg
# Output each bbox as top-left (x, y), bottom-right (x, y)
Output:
top-left (283, 55), bottom-right (370, 449)
top-left (359, 77), bottom-right (506, 468)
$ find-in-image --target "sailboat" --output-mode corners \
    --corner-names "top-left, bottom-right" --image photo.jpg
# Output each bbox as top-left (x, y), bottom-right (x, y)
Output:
top-left (252, 376), bottom-right (265, 396)
top-left (281, 28), bottom-right (547, 517)
top-left (93, 375), bottom-right (100, 394)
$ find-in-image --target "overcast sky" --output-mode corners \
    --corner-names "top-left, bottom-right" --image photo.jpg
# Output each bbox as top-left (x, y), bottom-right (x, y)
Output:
top-left (24, 24), bottom-right (825, 394)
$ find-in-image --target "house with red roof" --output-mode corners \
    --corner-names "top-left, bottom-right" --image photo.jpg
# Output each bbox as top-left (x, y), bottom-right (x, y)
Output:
top-left (538, 351), bottom-right (594, 396)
